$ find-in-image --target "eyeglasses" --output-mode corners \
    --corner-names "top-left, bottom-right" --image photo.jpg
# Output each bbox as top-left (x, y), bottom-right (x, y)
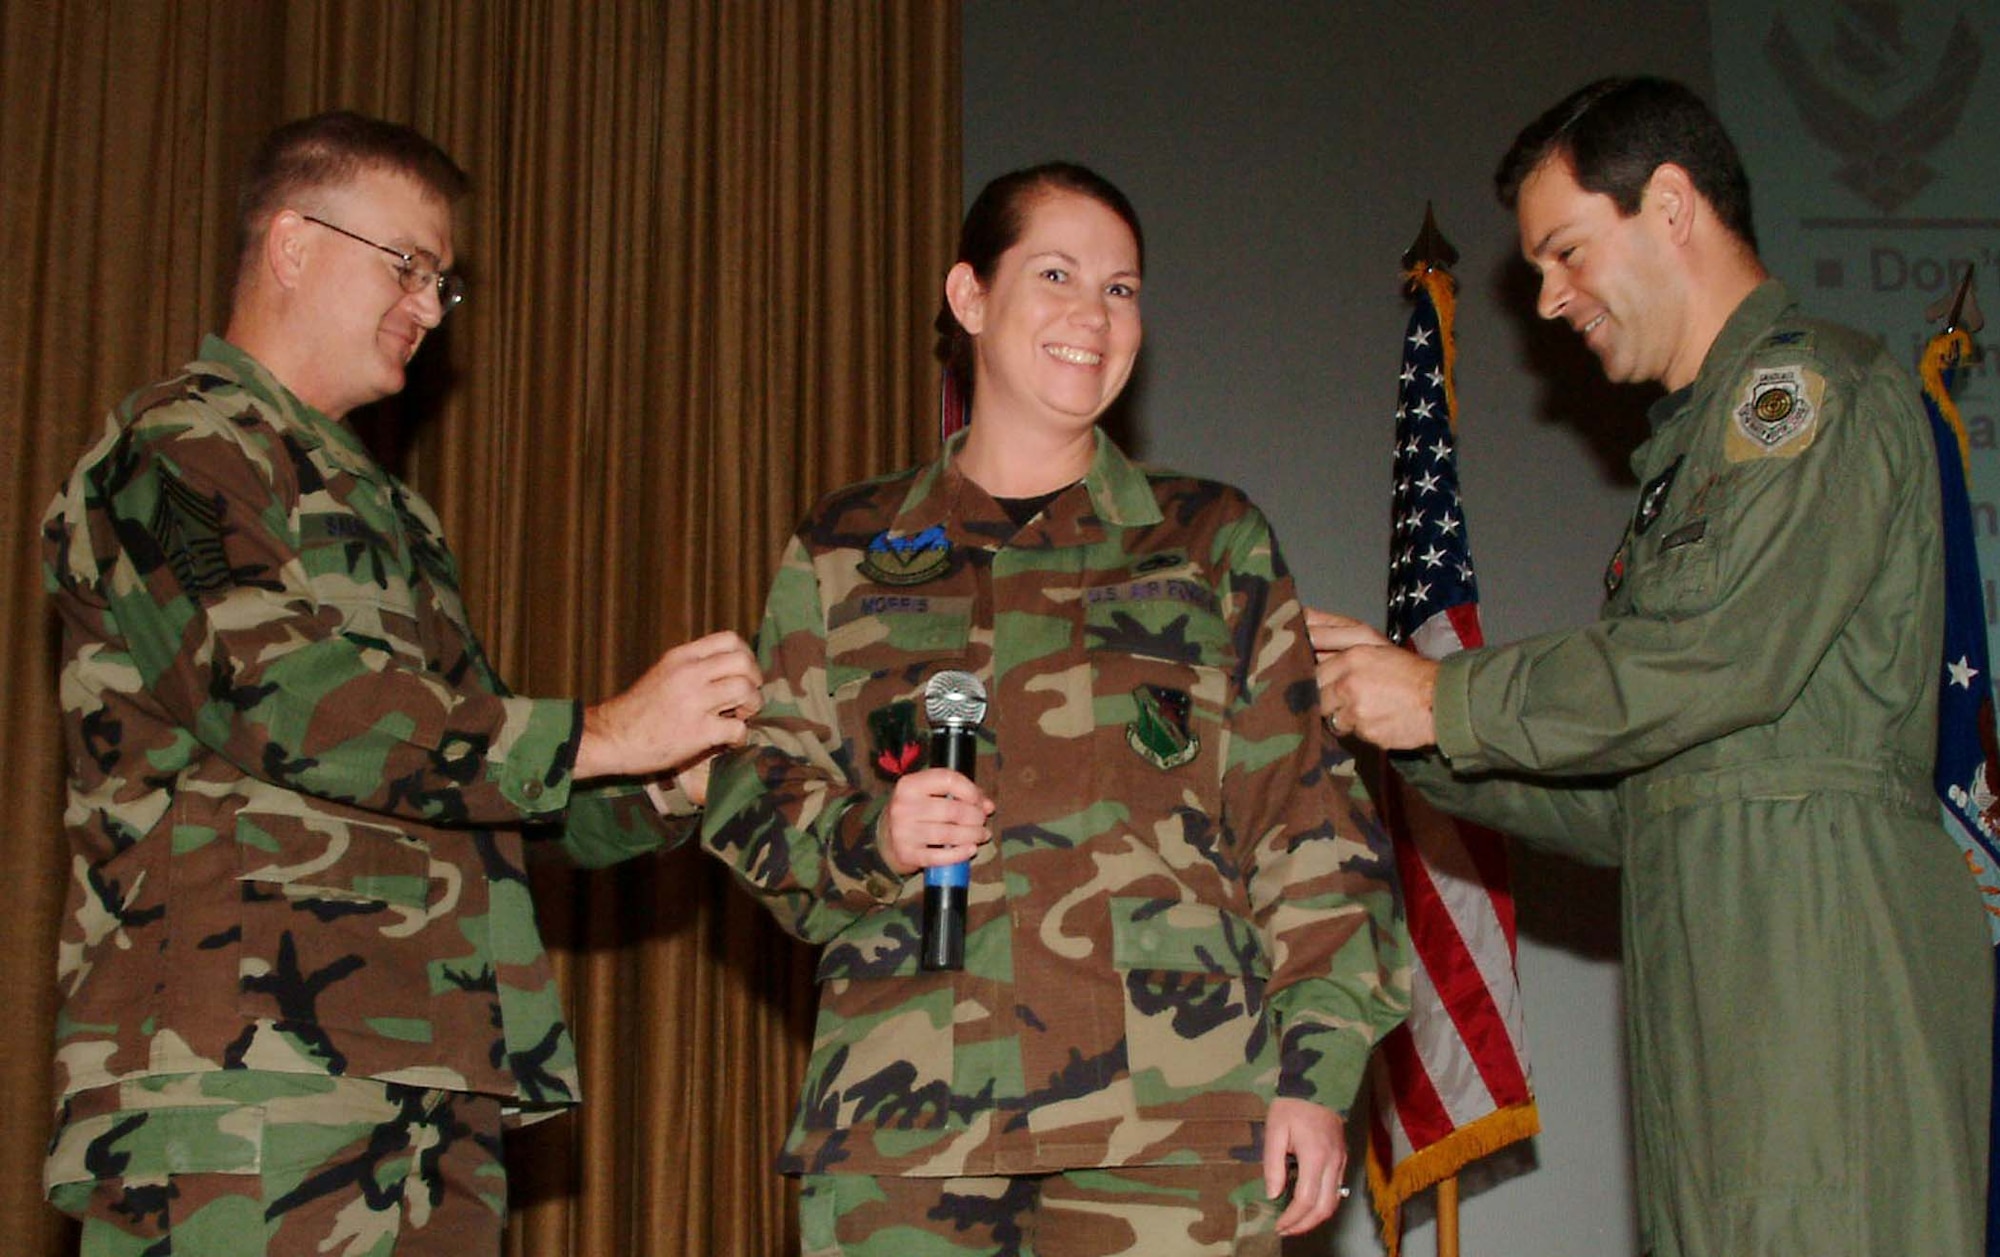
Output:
top-left (302, 214), bottom-right (466, 312)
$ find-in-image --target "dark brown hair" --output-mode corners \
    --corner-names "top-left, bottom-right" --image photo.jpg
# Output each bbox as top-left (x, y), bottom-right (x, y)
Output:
top-left (1495, 77), bottom-right (1756, 252)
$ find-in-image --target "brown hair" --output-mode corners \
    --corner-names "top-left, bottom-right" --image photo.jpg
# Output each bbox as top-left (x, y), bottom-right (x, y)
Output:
top-left (235, 110), bottom-right (469, 275)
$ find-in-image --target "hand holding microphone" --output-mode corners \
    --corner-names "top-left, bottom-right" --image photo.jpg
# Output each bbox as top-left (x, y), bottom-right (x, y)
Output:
top-left (877, 671), bottom-right (994, 971)
top-left (920, 670), bottom-right (986, 970)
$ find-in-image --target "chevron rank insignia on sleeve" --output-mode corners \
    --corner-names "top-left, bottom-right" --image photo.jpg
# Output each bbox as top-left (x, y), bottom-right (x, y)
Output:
top-left (151, 470), bottom-right (232, 597)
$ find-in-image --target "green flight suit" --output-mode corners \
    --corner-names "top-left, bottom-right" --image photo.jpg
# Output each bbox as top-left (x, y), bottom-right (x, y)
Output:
top-left (1405, 282), bottom-right (1991, 1255)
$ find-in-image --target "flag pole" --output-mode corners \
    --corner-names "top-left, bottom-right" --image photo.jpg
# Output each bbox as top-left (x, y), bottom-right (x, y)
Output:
top-left (1402, 204), bottom-right (1465, 1257)
top-left (1437, 1177), bottom-right (1461, 1257)
top-left (1922, 260), bottom-right (1982, 346)
top-left (1370, 202), bottom-right (1538, 1257)
top-left (1916, 263), bottom-right (2000, 1257)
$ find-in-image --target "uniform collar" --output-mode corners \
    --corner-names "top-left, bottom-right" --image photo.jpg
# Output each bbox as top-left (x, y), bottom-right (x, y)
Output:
top-left (1646, 279), bottom-right (1794, 431)
top-left (884, 427), bottom-right (1164, 550)
top-left (192, 334), bottom-right (379, 469)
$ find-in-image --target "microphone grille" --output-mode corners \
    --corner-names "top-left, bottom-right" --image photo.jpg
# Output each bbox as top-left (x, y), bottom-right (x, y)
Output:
top-left (924, 669), bottom-right (988, 726)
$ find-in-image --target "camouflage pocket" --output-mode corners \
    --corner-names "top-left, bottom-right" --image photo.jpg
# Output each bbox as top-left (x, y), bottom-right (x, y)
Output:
top-left (797, 1175), bottom-right (841, 1256)
top-left (1231, 1194), bottom-right (1283, 1255)
top-left (825, 595), bottom-right (973, 683)
top-left (1085, 591), bottom-right (1232, 677)
top-left (47, 1094), bottom-right (266, 1193)
top-left (801, 974), bottom-right (957, 1133)
top-left (235, 811), bottom-right (434, 908)
top-left (298, 511), bottom-right (428, 663)
top-left (825, 598), bottom-right (972, 779)
top-left (1086, 609), bottom-right (1232, 823)
top-left (54, 837), bottom-right (167, 1092)
top-left (1110, 898), bottom-right (1276, 1116)
top-left (234, 811), bottom-right (444, 1042)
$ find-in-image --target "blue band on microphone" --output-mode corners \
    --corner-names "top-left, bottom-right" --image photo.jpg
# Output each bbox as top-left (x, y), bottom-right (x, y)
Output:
top-left (925, 862), bottom-right (970, 888)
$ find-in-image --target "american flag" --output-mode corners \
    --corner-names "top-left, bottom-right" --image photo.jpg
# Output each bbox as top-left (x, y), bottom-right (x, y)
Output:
top-left (1918, 317), bottom-right (2000, 1257)
top-left (1365, 262), bottom-right (1540, 1254)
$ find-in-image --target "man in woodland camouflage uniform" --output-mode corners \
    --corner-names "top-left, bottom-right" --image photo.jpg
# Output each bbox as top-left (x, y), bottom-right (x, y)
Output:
top-left (40, 111), bottom-right (760, 1255)
top-left (702, 428), bottom-right (1409, 1253)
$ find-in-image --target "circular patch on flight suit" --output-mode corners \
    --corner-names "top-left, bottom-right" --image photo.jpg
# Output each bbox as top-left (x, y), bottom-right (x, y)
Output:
top-left (1752, 387), bottom-right (1794, 424)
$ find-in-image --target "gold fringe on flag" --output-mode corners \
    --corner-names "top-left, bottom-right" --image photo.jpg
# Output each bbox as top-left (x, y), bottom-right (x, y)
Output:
top-left (1368, 1100), bottom-right (1542, 1257)
top-left (1921, 325), bottom-right (1975, 475)
top-left (1404, 263), bottom-right (1459, 429)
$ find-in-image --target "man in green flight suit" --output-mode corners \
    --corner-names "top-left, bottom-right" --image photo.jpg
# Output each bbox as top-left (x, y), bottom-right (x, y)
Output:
top-left (1312, 77), bottom-right (1990, 1257)
top-left (40, 111), bottom-right (761, 1255)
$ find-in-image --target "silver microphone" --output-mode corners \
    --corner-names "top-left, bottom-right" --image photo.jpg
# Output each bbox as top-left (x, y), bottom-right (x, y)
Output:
top-left (923, 669), bottom-right (988, 731)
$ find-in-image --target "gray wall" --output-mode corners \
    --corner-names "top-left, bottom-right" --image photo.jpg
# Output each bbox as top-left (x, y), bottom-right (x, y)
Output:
top-left (963, 4), bottom-right (1714, 1254)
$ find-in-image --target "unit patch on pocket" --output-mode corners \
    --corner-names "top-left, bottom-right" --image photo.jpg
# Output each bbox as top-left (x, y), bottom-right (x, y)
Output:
top-left (1127, 684), bottom-right (1199, 770)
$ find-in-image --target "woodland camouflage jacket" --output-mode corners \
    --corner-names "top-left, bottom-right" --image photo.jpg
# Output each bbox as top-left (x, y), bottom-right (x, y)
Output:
top-left (41, 338), bottom-right (681, 1191)
top-left (703, 431), bottom-right (1410, 1177)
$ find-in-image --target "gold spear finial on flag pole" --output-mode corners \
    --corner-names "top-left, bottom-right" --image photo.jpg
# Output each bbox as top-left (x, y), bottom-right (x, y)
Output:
top-left (1402, 201), bottom-right (1459, 276)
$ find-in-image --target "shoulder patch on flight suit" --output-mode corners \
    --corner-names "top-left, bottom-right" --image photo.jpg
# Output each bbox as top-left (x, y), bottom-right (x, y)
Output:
top-left (1727, 363), bottom-right (1824, 462)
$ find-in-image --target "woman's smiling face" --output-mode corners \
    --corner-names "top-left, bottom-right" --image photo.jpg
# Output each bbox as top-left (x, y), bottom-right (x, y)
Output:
top-left (953, 188), bottom-right (1144, 435)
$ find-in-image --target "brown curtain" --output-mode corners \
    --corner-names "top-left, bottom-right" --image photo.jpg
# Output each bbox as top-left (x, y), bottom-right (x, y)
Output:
top-left (0, 3), bottom-right (961, 1254)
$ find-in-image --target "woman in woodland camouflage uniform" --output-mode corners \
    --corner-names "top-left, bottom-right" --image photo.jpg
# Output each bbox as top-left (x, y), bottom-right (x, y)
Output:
top-left (702, 163), bottom-right (1408, 1256)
